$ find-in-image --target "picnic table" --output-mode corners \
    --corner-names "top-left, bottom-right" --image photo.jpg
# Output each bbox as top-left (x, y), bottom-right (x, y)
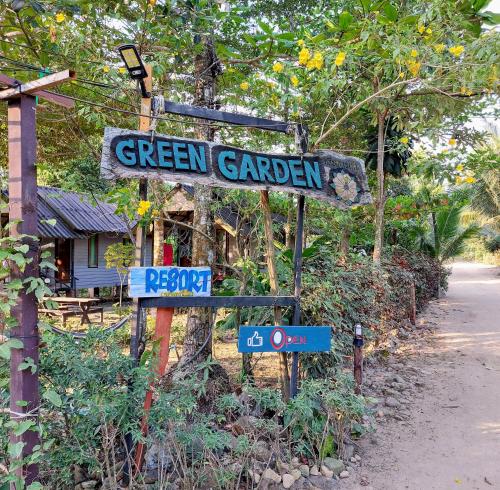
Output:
top-left (40, 297), bottom-right (103, 325)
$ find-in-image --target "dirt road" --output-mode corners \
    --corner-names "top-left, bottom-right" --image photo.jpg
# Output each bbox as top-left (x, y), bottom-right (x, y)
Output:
top-left (344, 262), bottom-right (500, 490)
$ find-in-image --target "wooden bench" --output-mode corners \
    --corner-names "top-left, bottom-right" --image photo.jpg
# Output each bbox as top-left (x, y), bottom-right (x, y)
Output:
top-left (38, 308), bottom-right (81, 326)
top-left (39, 307), bottom-right (104, 325)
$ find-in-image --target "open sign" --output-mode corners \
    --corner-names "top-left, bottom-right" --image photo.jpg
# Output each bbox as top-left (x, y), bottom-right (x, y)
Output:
top-left (238, 326), bottom-right (331, 353)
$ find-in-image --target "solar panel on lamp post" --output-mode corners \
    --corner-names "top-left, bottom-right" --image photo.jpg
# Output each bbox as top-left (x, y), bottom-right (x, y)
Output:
top-left (117, 44), bottom-right (151, 98)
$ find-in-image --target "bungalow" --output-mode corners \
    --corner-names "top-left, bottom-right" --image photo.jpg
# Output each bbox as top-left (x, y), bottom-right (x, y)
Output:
top-left (1, 186), bottom-right (152, 294)
top-left (164, 185), bottom-right (290, 268)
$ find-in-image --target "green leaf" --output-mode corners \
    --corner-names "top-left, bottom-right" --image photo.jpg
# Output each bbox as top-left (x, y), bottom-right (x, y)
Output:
top-left (338, 11), bottom-right (354, 30)
top-left (0, 338), bottom-right (24, 360)
top-left (27, 483), bottom-right (44, 490)
top-left (13, 420), bottom-right (36, 437)
top-left (257, 20), bottom-right (273, 36)
top-left (14, 244), bottom-right (29, 254)
top-left (479, 11), bottom-right (500, 25)
top-left (383, 3), bottom-right (398, 21)
top-left (6, 279), bottom-right (23, 290)
top-left (8, 441), bottom-right (25, 458)
top-left (18, 357), bottom-right (37, 374)
top-left (401, 15), bottom-right (420, 25)
top-left (40, 218), bottom-right (57, 227)
top-left (43, 389), bottom-right (62, 407)
top-left (360, 0), bottom-right (372, 13)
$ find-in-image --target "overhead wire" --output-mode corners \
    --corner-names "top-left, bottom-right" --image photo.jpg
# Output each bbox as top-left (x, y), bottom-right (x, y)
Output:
top-left (0, 54), bottom-right (121, 90)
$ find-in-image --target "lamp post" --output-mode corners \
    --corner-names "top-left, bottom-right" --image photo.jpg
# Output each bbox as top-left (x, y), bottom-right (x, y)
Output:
top-left (118, 44), bottom-right (153, 485)
top-left (118, 44), bottom-right (151, 99)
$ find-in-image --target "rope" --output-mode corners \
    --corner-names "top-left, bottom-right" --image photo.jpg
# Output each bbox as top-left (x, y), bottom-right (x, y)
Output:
top-left (45, 314), bottom-right (130, 339)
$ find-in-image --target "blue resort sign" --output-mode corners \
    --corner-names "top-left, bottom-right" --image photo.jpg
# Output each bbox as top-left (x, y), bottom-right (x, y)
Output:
top-left (238, 326), bottom-right (332, 353)
top-left (128, 266), bottom-right (211, 298)
top-left (101, 127), bottom-right (371, 209)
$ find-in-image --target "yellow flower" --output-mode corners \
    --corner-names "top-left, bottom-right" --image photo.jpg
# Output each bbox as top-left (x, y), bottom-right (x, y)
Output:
top-left (448, 138), bottom-right (457, 146)
top-left (410, 49), bottom-right (418, 58)
top-left (312, 51), bottom-right (324, 69)
top-left (455, 176), bottom-right (463, 185)
top-left (240, 81), bottom-right (249, 91)
top-left (103, 65), bottom-right (110, 73)
top-left (434, 44), bottom-right (446, 53)
top-left (298, 47), bottom-right (311, 65)
top-left (118, 67), bottom-right (126, 74)
top-left (407, 60), bottom-right (421, 76)
top-left (291, 75), bottom-right (299, 87)
top-left (297, 39), bottom-right (305, 47)
top-left (148, 0), bottom-right (156, 5)
top-left (335, 51), bottom-right (346, 67)
top-left (137, 200), bottom-right (151, 216)
top-left (55, 12), bottom-right (65, 23)
top-left (399, 136), bottom-right (409, 144)
top-left (456, 164), bottom-right (464, 171)
top-left (418, 24), bottom-right (425, 34)
top-left (465, 176), bottom-right (476, 184)
top-left (460, 86), bottom-right (467, 94)
top-left (449, 45), bottom-right (464, 57)
top-left (273, 62), bottom-right (284, 73)
top-left (398, 72), bottom-right (405, 78)
top-left (426, 27), bottom-right (432, 34)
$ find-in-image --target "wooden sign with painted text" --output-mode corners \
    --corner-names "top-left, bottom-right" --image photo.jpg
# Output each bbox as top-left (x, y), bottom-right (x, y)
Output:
top-left (238, 326), bottom-right (332, 353)
top-left (128, 266), bottom-right (211, 298)
top-left (101, 127), bottom-right (372, 209)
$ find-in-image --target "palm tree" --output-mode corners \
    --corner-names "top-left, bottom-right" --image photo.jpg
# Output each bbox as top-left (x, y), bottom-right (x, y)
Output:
top-left (418, 204), bottom-right (480, 263)
top-left (470, 168), bottom-right (500, 231)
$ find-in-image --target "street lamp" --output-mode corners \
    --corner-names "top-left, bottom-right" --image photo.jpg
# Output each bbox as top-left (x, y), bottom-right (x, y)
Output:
top-left (117, 44), bottom-right (150, 98)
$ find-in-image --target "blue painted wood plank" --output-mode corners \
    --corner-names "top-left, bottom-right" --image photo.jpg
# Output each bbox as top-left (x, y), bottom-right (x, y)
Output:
top-left (128, 266), bottom-right (211, 298)
top-left (238, 326), bottom-right (332, 353)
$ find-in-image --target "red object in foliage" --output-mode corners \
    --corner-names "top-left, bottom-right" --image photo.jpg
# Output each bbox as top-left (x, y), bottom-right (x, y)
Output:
top-left (163, 243), bottom-right (174, 266)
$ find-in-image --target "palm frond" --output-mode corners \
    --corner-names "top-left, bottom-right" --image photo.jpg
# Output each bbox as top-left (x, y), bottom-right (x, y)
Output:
top-left (440, 224), bottom-right (480, 262)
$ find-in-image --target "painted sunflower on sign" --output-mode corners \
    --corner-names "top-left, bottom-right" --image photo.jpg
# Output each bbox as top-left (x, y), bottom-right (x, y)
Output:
top-left (332, 172), bottom-right (358, 202)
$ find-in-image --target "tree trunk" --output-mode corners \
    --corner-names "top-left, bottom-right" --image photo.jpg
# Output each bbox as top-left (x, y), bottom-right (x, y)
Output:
top-left (373, 111), bottom-right (386, 265)
top-left (260, 190), bottom-right (290, 400)
top-left (285, 194), bottom-right (295, 250)
top-left (152, 183), bottom-right (165, 267)
top-left (177, 36), bottom-right (219, 370)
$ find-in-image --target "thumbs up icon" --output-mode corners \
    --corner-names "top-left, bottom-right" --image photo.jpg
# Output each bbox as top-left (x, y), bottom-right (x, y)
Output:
top-left (247, 331), bottom-right (263, 348)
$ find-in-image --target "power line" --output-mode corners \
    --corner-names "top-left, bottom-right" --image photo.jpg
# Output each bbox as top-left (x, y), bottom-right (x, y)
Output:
top-left (0, 55), bottom-right (121, 90)
top-left (71, 80), bottom-right (137, 109)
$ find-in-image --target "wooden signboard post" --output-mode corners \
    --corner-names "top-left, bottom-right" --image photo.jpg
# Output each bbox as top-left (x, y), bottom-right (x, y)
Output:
top-left (1, 70), bottom-right (75, 486)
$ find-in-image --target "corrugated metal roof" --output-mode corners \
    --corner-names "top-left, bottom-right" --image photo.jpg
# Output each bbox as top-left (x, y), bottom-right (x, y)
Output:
top-left (2, 187), bottom-right (130, 238)
top-left (37, 198), bottom-right (85, 239)
top-left (1, 189), bottom-right (83, 239)
top-left (38, 187), bottom-right (129, 234)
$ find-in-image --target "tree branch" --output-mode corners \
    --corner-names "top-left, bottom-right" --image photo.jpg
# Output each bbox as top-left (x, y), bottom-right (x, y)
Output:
top-left (312, 78), bottom-right (417, 150)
